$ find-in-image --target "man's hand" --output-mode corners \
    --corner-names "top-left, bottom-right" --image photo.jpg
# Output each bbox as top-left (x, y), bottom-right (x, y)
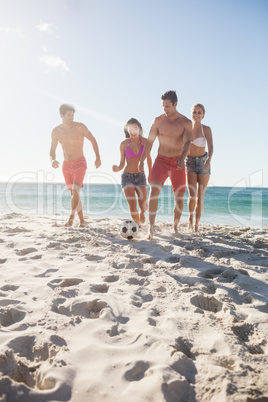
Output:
top-left (138, 161), bottom-right (144, 173)
top-left (51, 160), bottom-right (60, 169)
top-left (95, 157), bottom-right (101, 169)
top-left (176, 157), bottom-right (185, 170)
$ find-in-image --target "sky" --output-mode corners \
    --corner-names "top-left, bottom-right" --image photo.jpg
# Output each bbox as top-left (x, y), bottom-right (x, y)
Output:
top-left (0, 0), bottom-right (268, 188)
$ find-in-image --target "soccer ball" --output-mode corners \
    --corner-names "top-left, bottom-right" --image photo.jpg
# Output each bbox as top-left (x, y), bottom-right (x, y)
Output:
top-left (120, 220), bottom-right (139, 240)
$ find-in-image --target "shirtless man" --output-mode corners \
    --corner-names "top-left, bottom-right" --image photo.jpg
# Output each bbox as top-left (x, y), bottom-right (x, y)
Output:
top-left (138, 90), bottom-right (192, 239)
top-left (50, 104), bottom-right (101, 227)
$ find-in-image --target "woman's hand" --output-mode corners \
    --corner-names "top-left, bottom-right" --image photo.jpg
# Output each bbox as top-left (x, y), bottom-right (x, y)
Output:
top-left (204, 158), bottom-right (211, 170)
top-left (112, 165), bottom-right (119, 172)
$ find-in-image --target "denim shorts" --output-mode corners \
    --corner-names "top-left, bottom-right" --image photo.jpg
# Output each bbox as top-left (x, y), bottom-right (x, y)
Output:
top-left (186, 153), bottom-right (211, 175)
top-left (121, 172), bottom-right (147, 188)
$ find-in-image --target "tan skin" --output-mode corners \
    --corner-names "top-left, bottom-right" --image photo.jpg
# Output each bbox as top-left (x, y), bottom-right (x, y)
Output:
top-left (138, 99), bottom-right (192, 239)
top-left (50, 110), bottom-right (101, 227)
top-left (187, 105), bottom-right (213, 232)
top-left (112, 123), bottom-right (152, 227)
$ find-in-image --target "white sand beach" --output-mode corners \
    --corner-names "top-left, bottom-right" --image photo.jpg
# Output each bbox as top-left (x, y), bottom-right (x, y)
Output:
top-left (0, 213), bottom-right (267, 402)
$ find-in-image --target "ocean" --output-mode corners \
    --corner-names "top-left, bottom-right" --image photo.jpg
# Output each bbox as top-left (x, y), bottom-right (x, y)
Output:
top-left (0, 182), bottom-right (267, 228)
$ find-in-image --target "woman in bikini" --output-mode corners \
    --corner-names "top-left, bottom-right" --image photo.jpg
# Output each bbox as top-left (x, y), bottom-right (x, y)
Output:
top-left (112, 118), bottom-right (152, 227)
top-left (186, 104), bottom-right (214, 232)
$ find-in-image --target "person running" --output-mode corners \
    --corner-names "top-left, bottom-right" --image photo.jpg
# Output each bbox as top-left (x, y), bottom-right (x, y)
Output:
top-left (49, 104), bottom-right (101, 227)
top-left (186, 103), bottom-right (213, 232)
top-left (138, 90), bottom-right (192, 240)
top-left (112, 118), bottom-right (152, 227)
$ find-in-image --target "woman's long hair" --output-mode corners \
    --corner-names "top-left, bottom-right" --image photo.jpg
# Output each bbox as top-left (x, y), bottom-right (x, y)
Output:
top-left (124, 118), bottom-right (143, 138)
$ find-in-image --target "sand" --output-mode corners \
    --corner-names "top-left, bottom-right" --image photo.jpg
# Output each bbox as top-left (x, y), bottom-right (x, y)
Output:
top-left (0, 213), bottom-right (267, 402)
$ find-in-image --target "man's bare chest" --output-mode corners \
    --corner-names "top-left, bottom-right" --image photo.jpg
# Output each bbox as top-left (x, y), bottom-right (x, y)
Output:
top-left (158, 122), bottom-right (184, 139)
top-left (58, 130), bottom-right (83, 145)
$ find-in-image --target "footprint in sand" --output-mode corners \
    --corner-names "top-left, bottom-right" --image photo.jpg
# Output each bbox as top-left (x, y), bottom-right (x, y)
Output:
top-left (0, 299), bottom-right (21, 307)
top-left (85, 254), bottom-right (105, 261)
top-left (131, 289), bottom-right (153, 308)
top-left (213, 250), bottom-right (237, 258)
top-left (52, 297), bottom-right (108, 319)
top-left (155, 286), bottom-right (167, 293)
top-left (6, 227), bottom-right (31, 234)
top-left (90, 284), bottom-right (109, 293)
top-left (173, 337), bottom-right (196, 360)
top-left (1, 285), bottom-right (19, 292)
top-left (48, 278), bottom-right (83, 289)
top-left (199, 267), bottom-right (225, 279)
top-left (231, 322), bottom-right (265, 354)
top-left (46, 242), bottom-right (62, 249)
top-left (214, 356), bottom-right (237, 371)
top-left (35, 268), bottom-right (58, 278)
top-left (190, 294), bottom-right (222, 313)
top-left (107, 324), bottom-right (120, 337)
top-left (127, 277), bottom-right (148, 286)
top-left (218, 268), bottom-right (238, 283)
top-left (200, 267), bottom-right (239, 283)
top-left (103, 275), bottom-right (119, 283)
top-left (231, 322), bottom-right (254, 342)
top-left (0, 334), bottom-right (70, 396)
top-left (16, 248), bottom-right (38, 256)
top-left (0, 258), bottom-right (7, 264)
top-left (202, 284), bottom-right (217, 295)
top-left (30, 255), bottom-right (42, 260)
top-left (161, 245), bottom-right (174, 253)
top-left (166, 255), bottom-right (181, 263)
top-left (135, 268), bottom-right (151, 277)
top-left (124, 361), bottom-right (150, 381)
top-left (0, 307), bottom-right (26, 327)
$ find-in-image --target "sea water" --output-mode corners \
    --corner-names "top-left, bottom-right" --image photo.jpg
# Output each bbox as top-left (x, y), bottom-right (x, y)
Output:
top-left (0, 182), bottom-right (267, 228)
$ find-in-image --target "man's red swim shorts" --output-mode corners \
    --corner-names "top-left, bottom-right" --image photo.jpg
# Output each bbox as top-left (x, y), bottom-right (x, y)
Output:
top-left (62, 157), bottom-right (87, 190)
top-left (149, 154), bottom-right (186, 193)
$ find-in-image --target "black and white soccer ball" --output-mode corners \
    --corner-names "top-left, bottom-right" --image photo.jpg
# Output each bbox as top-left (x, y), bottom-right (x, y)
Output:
top-left (120, 220), bottom-right (139, 240)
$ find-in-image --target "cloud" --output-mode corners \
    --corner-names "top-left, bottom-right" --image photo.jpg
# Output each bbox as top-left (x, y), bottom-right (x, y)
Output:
top-left (0, 26), bottom-right (27, 41)
top-left (35, 21), bottom-right (54, 34)
top-left (39, 54), bottom-right (70, 73)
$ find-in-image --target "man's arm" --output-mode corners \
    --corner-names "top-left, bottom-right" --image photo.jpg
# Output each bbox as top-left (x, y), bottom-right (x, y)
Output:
top-left (138, 119), bottom-right (158, 173)
top-left (176, 119), bottom-right (192, 170)
top-left (82, 125), bottom-right (101, 168)
top-left (49, 129), bottom-right (60, 168)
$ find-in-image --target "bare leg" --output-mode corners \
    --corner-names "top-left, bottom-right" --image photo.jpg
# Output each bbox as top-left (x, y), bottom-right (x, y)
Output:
top-left (195, 174), bottom-right (210, 231)
top-left (147, 181), bottom-right (162, 240)
top-left (65, 183), bottom-right (84, 227)
top-left (173, 191), bottom-right (185, 232)
top-left (77, 200), bottom-right (86, 227)
top-left (123, 186), bottom-right (140, 227)
top-left (186, 172), bottom-right (198, 230)
top-left (136, 186), bottom-right (148, 224)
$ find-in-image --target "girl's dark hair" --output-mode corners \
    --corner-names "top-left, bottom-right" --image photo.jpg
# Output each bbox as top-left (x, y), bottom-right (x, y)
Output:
top-left (124, 118), bottom-right (143, 138)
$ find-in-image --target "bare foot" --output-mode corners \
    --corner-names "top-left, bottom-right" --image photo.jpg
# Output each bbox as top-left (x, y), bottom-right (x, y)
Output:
top-left (79, 220), bottom-right (87, 228)
top-left (194, 224), bottom-right (199, 232)
top-left (188, 223), bottom-right (193, 231)
top-left (139, 210), bottom-right (145, 224)
top-left (146, 225), bottom-right (154, 240)
top-left (65, 218), bottom-right (74, 227)
top-left (173, 224), bottom-right (178, 233)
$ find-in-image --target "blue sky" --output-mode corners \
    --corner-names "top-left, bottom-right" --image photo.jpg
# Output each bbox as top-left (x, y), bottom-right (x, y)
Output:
top-left (0, 0), bottom-right (267, 187)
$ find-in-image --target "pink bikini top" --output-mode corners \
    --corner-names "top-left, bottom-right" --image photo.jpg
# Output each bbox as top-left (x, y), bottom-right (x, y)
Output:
top-left (125, 137), bottom-right (144, 158)
top-left (191, 124), bottom-right (206, 147)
